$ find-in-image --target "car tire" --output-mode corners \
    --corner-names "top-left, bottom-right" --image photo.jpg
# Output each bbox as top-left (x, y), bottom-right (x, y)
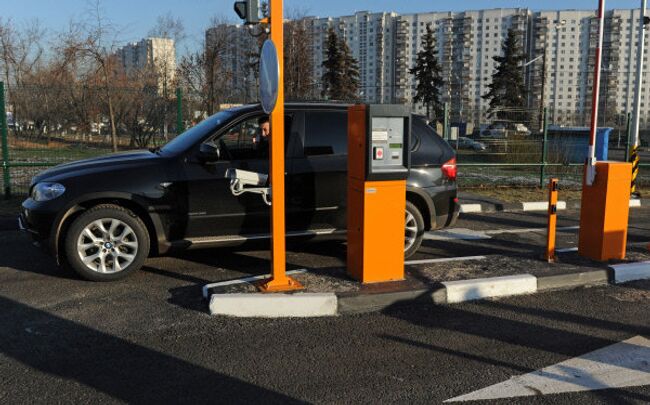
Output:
top-left (64, 204), bottom-right (150, 282)
top-left (405, 201), bottom-right (425, 259)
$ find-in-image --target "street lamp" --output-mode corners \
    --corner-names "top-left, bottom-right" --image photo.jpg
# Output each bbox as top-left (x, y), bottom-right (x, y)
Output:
top-left (525, 19), bottom-right (566, 129)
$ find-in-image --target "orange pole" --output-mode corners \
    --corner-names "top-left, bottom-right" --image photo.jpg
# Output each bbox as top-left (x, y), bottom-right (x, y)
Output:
top-left (545, 178), bottom-right (558, 262)
top-left (258, 0), bottom-right (302, 292)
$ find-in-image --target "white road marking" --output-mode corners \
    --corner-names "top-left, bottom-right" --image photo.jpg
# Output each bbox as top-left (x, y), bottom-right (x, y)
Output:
top-left (556, 247), bottom-right (579, 253)
top-left (424, 228), bottom-right (492, 241)
top-left (425, 226), bottom-right (579, 241)
top-left (405, 256), bottom-right (487, 265)
top-left (445, 336), bottom-right (650, 402)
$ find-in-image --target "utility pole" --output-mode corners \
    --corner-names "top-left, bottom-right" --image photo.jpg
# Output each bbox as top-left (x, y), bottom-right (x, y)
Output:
top-left (540, 51), bottom-right (546, 130)
top-left (631, 0), bottom-right (648, 195)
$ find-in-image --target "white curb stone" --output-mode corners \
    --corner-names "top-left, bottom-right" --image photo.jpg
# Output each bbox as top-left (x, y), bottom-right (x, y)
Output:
top-left (610, 261), bottom-right (650, 284)
top-left (460, 204), bottom-right (482, 213)
top-left (209, 293), bottom-right (338, 318)
top-left (630, 199), bottom-right (642, 208)
top-left (442, 274), bottom-right (537, 304)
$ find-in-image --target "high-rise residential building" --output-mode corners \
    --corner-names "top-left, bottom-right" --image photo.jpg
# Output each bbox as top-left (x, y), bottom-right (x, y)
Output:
top-left (116, 37), bottom-right (176, 94)
top-left (209, 8), bottom-right (650, 129)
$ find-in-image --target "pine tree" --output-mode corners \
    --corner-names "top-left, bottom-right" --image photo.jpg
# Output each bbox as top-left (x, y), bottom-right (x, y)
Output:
top-left (321, 28), bottom-right (359, 100)
top-left (321, 28), bottom-right (342, 99)
top-left (409, 24), bottom-right (443, 121)
top-left (482, 27), bottom-right (528, 122)
top-left (338, 36), bottom-right (360, 100)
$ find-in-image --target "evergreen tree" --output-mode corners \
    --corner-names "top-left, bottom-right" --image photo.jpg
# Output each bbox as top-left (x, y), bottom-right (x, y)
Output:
top-left (338, 36), bottom-right (360, 100)
top-left (321, 28), bottom-right (342, 99)
top-left (409, 24), bottom-right (443, 121)
top-left (482, 27), bottom-right (528, 122)
top-left (321, 28), bottom-right (359, 100)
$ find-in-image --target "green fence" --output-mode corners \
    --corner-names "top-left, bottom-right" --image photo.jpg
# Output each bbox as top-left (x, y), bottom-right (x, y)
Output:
top-left (1, 82), bottom-right (649, 197)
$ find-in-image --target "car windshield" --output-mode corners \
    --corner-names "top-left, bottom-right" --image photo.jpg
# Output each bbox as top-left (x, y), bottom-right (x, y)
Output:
top-left (159, 109), bottom-right (239, 155)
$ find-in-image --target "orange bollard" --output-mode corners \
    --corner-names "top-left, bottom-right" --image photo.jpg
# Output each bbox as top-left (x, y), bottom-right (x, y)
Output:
top-left (545, 178), bottom-right (558, 262)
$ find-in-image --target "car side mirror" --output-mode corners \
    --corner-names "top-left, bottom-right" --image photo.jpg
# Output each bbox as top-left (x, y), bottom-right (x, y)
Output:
top-left (199, 142), bottom-right (221, 163)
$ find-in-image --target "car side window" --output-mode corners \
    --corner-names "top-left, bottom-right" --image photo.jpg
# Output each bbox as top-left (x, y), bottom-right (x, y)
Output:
top-left (218, 117), bottom-right (260, 160)
top-left (303, 111), bottom-right (347, 156)
top-left (207, 114), bottom-right (294, 161)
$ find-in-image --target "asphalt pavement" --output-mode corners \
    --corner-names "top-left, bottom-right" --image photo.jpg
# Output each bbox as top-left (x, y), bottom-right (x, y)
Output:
top-left (1, 208), bottom-right (650, 403)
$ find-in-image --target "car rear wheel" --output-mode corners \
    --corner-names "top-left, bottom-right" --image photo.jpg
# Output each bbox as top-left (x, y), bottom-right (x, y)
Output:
top-left (64, 204), bottom-right (150, 281)
top-left (405, 201), bottom-right (425, 259)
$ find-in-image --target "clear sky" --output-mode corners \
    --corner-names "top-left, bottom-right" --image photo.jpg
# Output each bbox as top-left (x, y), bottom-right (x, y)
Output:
top-left (4, 0), bottom-right (646, 54)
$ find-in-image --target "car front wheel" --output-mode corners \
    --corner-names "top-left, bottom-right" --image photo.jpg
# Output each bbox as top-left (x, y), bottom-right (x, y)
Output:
top-left (405, 201), bottom-right (425, 259)
top-left (64, 204), bottom-right (150, 281)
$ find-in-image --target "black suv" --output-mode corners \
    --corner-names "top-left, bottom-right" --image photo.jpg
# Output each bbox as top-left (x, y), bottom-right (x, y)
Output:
top-left (20, 103), bottom-right (459, 281)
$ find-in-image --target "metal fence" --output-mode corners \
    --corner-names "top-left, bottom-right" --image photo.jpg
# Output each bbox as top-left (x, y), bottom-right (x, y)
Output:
top-left (444, 107), bottom-right (650, 190)
top-left (1, 81), bottom-right (649, 197)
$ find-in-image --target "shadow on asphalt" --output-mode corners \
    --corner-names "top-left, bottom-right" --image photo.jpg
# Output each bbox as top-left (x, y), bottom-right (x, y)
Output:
top-left (0, 295), bottom-right (302, 403)
top-left (379, 291), bottom-right (650, 403)
top-left (0, 232), bottom-right (79, 280)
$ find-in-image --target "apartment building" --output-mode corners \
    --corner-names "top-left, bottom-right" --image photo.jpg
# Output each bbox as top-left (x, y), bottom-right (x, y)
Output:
top-left (211, 8), bottom-right (650, 128)
top-left (116, 37), bottom-right (176, 94)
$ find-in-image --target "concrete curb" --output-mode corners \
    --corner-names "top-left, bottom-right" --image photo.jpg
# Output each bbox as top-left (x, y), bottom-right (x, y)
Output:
top-left (460, 198), bottom-right (645, 214)
top-left (209, 293), bottom-right (338, 317)
top-left (611, 261), bottom-right (650, 284)
top-left (207, 261), bottom-right (650, 317)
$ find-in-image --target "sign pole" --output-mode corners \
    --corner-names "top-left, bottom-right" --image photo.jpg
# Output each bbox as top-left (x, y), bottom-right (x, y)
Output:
top-left (586, 0), bottom-right (605, 186)
top-left (259, 0), bottom-right (302, 292)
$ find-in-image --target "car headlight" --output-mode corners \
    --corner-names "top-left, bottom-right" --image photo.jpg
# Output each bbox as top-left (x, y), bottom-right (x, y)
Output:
top-left (32, 182), bottom-right (66, 202)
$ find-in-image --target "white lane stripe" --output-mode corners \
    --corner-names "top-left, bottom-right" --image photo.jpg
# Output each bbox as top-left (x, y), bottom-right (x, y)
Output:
top-left (202, 269), bottom-right (308, 298)
top-left (425, 225), bottom-right (580, 241)
top-left (424, 228), bottom-right (491, 241)
top-left (630, 199), bottom-right (642, 207)
top-left (556, 247), bottom-right (578, 253)
top-left (485, 225), bottom-right (579, 235)
top-left (446, 336), bottom-right (650, 402)
top-left (405, 255), bottom-right (487, 265)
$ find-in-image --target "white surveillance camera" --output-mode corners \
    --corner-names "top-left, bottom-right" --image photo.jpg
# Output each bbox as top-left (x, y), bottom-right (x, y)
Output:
top-left (225, 168), bottom-right (271, 205)
top-left (225, 169), bottom-right (268, 187)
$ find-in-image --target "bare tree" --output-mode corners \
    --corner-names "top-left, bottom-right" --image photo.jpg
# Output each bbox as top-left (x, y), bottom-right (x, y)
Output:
top-left (58, 0), bottom-right (122, 151)
top-left (148, 13), bottom-right (183, 140)
top-left (148, 12), bottom-right (186, 45)
top-left (0, 18), bottom-right (46, 134)
top-left (284, 11), bottom-right (314, 100)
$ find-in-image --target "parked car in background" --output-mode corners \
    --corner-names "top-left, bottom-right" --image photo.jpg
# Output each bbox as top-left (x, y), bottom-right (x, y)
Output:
top-left (455, 136), bottom-right (487, 152)
top-left (20, 103), bottom-right (459, 281)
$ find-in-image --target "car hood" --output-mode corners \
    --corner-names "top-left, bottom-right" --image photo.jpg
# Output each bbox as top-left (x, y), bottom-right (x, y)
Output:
top-left (32, 150), bottom-right (161, 184)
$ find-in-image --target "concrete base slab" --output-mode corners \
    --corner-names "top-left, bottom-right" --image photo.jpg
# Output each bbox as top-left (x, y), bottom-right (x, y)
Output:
top-left (443, 274), bottom-right (537, 304)
top-left (209, 293), bottom-right (338, 318)
top-left (611, 261), bottom-right (650, 283)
